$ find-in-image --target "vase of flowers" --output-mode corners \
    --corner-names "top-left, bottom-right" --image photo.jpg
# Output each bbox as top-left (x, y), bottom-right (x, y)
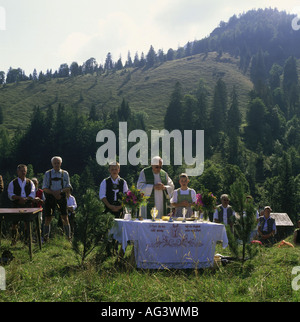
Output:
top-left (193, 189), bottom-right (217, 221)
top-left (120, 185), bottom-right (148, 220)
top-left (201, 189), bottom-right (217, 221)
top-left (193, 193), bottom-right (204, 221)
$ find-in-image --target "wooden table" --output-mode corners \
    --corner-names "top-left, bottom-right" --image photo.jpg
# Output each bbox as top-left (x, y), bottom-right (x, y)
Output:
top-left (0, 208), bottom-right (43, 260)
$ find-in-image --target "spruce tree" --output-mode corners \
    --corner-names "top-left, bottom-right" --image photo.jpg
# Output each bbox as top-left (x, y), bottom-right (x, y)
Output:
top-left (72, 189), bottom-right (115, 265)
top-left (244, 97), bottom-right (267, 150)
top-left (250, 49), bottom-right (267, 94)
top-left (227, 180), bottom-right (257, 262)
top-left (146, 45), bottom-right (156, 68)
top-left (164, 81), bottom-right (183, 131)
top-left (210, 78), bottom-right (228, 132)
top-left (195, 79), bottom-right (209, 130)
top-left (283, 56), bottom-right (299, 119)
top-left (0, 105), bottom-right (3, 124)
top-left (227, 86), bottom-right (241, 133)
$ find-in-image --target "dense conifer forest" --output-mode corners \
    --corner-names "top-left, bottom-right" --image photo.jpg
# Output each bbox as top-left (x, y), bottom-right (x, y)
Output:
top-left (0, 8), bottom-right (299, 220)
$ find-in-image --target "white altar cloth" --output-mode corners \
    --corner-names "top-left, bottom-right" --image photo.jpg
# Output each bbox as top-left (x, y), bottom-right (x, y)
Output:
top-left (110, 219), bottom-right (228, 269)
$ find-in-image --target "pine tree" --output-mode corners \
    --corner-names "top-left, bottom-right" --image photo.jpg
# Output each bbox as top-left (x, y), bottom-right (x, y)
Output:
top-left (269, 63), bottom-right (282, 91)
top-left (105, 52), bottom-right (113, 70)
top-left (89, 105), bottom-right (99, 121)
top-left (133, 52), bottom-right (139, 67)
top-left (227, 180), bottom-right (258, 262)
top-left (146, 45), bottom-right (156, 68)
top-left (32, 68), bottom-right (38, 81)
top-left (210, 78), bottom-right (228, 132)
top-left (118, 98), bottom-right (131, 122)
top-left (126, 51), bottom-right (133, 68)
top-left (195, 79), bottom-right (209, 130)
top-left (227, 86), bottom-right (241, 133)
top-left (164, 81), bottom-right (183, 131)
top-left (72, 189), bottom-right (115, 265)
top-left (139, 52), bottom-right (146, 68)
top-left (182, 94), bottom-right (197, 130)
top-left (250, 49), bottom-right (267, 94)
top-left (115, 56), bottom-right (123, 70)
top-left (0, 105), bottom-right (3, 124)
top-left (166, 48), bottom-right (175, 61)
top-left (209, 78), bottom-right (228, 147)
top-left (283, 56), bottom-right (299, 119)
top-left (226, 87), bottom-right (242, 165)
top-left (244, 97), bottom-right (267, 150)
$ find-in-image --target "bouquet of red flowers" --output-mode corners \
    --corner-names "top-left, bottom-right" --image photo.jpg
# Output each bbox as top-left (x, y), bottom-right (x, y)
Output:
top-left (194, 189), bottom-right (217, 220)
top-left (193, 193), bottom-right (204, 211)
top-left (120, 185), bottom-right (148, 216)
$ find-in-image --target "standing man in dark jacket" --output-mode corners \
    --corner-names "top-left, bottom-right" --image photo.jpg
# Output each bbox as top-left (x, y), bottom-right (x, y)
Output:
top-left (99, 162), bottom-right (128, 218)
top-left (7, 164), bottom-right (36, 245)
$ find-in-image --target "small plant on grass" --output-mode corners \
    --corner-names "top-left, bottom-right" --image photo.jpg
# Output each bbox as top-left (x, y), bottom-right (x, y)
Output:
top-left (72, 189), bottom-right (115, 266)
top-left (227, 180), bottom-right (258, 263)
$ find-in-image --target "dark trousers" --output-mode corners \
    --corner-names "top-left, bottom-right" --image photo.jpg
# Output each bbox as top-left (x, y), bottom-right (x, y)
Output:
top-left (44, 193), bottom-right (67, 217)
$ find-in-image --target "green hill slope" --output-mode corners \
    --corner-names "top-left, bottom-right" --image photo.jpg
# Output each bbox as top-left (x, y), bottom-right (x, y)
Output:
top-left (0, 52), bottom-right (253, 132)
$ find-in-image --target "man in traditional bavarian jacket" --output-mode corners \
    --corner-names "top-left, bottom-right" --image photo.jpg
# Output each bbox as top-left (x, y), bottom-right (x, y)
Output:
top-left (99, 162), bottom-right (128, 218)
top-left (258, 206), bottom-right (276, 245)
top-left (213, 194), bottom-right (236, 229)
top-left (137, 156), bottom-right (174, 219)
top-left (42, 156), bottom-right (72, 241)
top-left (7, 164), bottom-right (36, 245)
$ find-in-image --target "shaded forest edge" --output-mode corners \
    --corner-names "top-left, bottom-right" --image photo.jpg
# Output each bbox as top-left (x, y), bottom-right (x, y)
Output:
top-left (0, 8), bottom-right (299, 221)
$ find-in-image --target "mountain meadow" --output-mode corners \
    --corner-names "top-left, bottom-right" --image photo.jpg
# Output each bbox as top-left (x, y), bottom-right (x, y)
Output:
top-left (0, 8), bottom-right (300, 302)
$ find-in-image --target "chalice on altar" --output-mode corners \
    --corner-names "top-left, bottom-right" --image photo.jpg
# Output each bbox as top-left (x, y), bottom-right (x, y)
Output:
top-left (182, 207), bottom-right (187, 222)
top-left (194, 211), bottom-right (199, 222)
top-left (151, 207), bottom-right (158, 221)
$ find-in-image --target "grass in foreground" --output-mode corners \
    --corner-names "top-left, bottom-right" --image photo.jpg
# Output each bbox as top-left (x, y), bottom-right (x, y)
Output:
top-left (0, 235), bottom-right (299, 302)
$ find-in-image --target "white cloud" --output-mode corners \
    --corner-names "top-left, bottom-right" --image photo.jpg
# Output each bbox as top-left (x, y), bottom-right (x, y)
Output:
top-left (2, 0), bottom-right (300, 73)
top-left (57, 32), bottom-right (95, 63)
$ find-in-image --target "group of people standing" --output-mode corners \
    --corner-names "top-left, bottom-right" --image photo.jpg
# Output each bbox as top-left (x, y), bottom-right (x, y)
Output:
top-left (0, 156), bottom-right (77, 245)
top-left (0, 155), bottom-right (281, 247)
top-left (100, 156), bottom-right (278, 245)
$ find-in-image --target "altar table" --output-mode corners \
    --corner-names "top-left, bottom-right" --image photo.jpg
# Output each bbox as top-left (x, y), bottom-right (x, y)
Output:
top-left (0, 208), bottom-right (43, 260)
top-left (110, 219), bottom-right (228, 269)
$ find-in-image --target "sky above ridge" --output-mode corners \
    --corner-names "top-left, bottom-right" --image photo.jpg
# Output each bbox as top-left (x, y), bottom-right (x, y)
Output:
top-left (0, 0), bottom-right (300, 75)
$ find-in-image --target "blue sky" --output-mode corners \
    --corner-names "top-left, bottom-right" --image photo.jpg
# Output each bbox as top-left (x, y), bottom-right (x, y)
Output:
top-left (0, 0), bottom-right (299, 75)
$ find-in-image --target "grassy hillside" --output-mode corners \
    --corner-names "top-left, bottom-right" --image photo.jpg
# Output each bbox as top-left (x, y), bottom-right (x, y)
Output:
top-left (0, 52), bottom-right (253, 133)
top-left (0, 234), bottom-right (299, 302)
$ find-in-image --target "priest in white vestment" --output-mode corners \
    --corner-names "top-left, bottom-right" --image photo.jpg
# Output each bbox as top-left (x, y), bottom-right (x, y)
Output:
top-left (137, 156), bottom-right (174, 219)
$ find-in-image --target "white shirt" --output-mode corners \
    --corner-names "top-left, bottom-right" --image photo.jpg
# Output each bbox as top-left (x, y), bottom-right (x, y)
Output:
top-left (137, 169), bottom-right (174, 218)
top-left (99, 176), bottom-right (129, 201)
top-left (67, 195), bottom-right (77, 212)
top-left (213, 206), bottom-right (236, 225)
top-left (8, 178), bottom-right (36, 201)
